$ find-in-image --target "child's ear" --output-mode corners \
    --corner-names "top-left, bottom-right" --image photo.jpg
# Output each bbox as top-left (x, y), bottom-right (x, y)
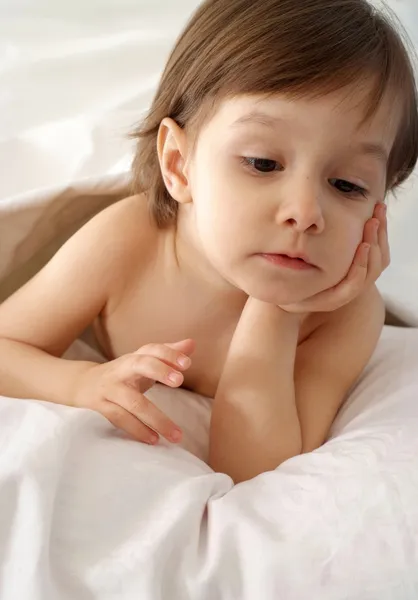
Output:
top-left (157, 118), bottom-right (192, 204)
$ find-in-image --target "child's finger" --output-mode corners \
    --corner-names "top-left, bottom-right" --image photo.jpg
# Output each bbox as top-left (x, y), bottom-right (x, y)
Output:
top-left (108, 385), bottom-right (182, 443)
top-left (346, 242), bottom-right (370, 276)
top-left (121, 354), bottom-right (185, 388)
top-left (365, 217), bottom-right (384, 283)
top-left (363, 218), bottom-right (379, 246)
top-left (99, 399), bottom-right (160, 445)
top-left (306, 243), bottom-right (370, 310)
top-left (165, 339), bottom-right (196, 356)
top-left (377, 205), bottom-right (390, 268)
top-left (326, 243), bottom-right (369, 303)
top-left (135, 342), bottom-right (192, 370)
top-left (363, 206), bottom-right (388, 280)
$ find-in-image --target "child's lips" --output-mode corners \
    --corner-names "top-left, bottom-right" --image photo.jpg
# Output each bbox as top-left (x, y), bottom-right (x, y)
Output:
top-left (258, 253), bottom-right (318, 271)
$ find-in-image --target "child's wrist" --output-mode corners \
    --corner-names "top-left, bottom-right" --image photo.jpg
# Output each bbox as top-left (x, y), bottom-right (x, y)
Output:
top-left (277, 305), bottom-right (307, 325)
top-left (243, 297), bottom-right (303, 332)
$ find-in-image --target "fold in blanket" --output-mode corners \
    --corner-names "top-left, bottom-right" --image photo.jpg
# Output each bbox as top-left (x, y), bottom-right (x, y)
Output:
top-left (1, 327), bottom-right (418, 599)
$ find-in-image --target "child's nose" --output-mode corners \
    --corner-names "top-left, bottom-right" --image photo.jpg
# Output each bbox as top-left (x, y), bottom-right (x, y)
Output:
top-left (275, 178), bottom-right (325, 234)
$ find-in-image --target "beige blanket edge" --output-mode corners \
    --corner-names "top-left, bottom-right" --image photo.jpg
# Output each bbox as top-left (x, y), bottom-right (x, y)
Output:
top-left (0, 173), bottom-right (130, 302)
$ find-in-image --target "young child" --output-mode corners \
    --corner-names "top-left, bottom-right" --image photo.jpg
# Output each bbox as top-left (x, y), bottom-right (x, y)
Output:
top-left (0, 0), bottom-right (417, 484)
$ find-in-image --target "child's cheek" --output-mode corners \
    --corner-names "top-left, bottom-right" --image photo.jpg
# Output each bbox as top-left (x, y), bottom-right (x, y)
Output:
top-left (328, 222), bottom-right (363, 278)
top-left (342, 223), bottom-right (365, 264)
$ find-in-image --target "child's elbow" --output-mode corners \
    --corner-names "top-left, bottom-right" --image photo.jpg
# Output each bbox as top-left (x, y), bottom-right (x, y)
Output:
top-left (211, 442), bottom-right (303, 485)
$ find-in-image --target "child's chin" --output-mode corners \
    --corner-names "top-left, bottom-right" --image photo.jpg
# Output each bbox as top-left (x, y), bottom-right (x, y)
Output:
top-left (240, 281), bottom-right (311, 306)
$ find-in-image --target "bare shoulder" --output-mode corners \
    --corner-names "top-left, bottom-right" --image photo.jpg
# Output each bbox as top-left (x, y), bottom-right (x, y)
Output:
top-left (75, 193), bottom-right (161, 292)
top-left (87, 193), bottom-right (158, 259)
top-left (90, 193), bottom-right (162, 309)
top-left (0, 193), bottom-right (159, 355)
top-left (43, 192), bottom-right (161, 302)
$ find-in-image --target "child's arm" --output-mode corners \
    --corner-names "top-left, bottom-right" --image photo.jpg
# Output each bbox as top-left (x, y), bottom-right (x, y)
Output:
top-left (0, 198), bottom-right (190, 443)
top-left (208, 298), bottom-right (302, 482)
top-left (294, 285), bottom-right (384, 453)
top-left (0, 207), bottom-right (115, 401)
top-left (209, 288), bottom-right (384, 484)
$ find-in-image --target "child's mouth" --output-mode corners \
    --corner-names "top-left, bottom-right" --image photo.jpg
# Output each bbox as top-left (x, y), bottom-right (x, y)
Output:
top-left (259, 253), bottom-right (318, 271)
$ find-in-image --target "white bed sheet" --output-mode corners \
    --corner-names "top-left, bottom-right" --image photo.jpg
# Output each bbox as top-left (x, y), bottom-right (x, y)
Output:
top-left (1, 326), bottom-right (418, 600)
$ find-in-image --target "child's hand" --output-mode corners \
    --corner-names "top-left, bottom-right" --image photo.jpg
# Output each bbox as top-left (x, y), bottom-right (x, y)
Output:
top-left (280, 202), bottom-right (389, 314)
top-left (73, 339), bottom-right (195, 444)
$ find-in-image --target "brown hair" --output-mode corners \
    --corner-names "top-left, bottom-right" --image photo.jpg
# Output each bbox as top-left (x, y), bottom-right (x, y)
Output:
top-left (131, 0), bottom-right (418, 228)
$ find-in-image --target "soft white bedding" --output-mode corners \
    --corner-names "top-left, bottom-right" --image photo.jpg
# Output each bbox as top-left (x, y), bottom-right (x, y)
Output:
top-left (1, 327), bottom-right (418, 600)
top-left (1, 1), bottom-right (418, 598)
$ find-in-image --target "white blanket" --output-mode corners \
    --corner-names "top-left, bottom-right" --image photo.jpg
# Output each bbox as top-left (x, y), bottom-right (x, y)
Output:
top-left (1, 327), bottom-right (418, 600)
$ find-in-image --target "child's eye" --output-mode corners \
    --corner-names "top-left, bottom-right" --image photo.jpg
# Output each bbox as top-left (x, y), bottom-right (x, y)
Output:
top-left (242, 157), bottom-right (282, 173)
top-left (329, 178), bottom-right (368, 198)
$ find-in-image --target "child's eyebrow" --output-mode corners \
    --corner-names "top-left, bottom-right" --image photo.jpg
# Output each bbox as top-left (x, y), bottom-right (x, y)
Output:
top-left (230, 111), bottom-right (388, 165)
top-left (354, 142), bottom-right (389, 166)
top-left (230, 110), bottom-right (282, 129)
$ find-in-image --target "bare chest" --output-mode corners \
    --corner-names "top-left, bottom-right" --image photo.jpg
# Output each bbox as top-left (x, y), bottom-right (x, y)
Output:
top-left (94, 271), bottom-right (319, 398)
top-left (95, 278), bottom-right (245, 397)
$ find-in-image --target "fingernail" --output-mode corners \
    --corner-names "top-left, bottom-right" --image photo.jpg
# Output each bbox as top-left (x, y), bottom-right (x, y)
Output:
top-left (171, 429), bottom-right (182, 442)
top-left (177, 355), bottom-right (191, 368)
top-left (149, 433), bottom-right (159, 445)
top-left (364, 243), bottom-right (371, 254)
top-left (381, 203), bottom-right (387, 213)
top-left (168, 371), bottom-right (182, 384)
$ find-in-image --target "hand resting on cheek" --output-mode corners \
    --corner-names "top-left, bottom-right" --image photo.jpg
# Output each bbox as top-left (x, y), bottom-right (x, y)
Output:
top-left (280, 202), bottom-right (390, 314)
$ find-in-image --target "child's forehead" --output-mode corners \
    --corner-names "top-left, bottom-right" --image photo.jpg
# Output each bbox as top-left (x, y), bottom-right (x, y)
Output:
top-left (214, 89), bottom-right (398, 130)
top-left (200, 87), bottom-right (402, 151)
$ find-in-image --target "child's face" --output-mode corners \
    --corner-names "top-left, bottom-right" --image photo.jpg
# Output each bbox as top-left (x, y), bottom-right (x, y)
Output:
top-left (185, 87), bottom-right (399, 304)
